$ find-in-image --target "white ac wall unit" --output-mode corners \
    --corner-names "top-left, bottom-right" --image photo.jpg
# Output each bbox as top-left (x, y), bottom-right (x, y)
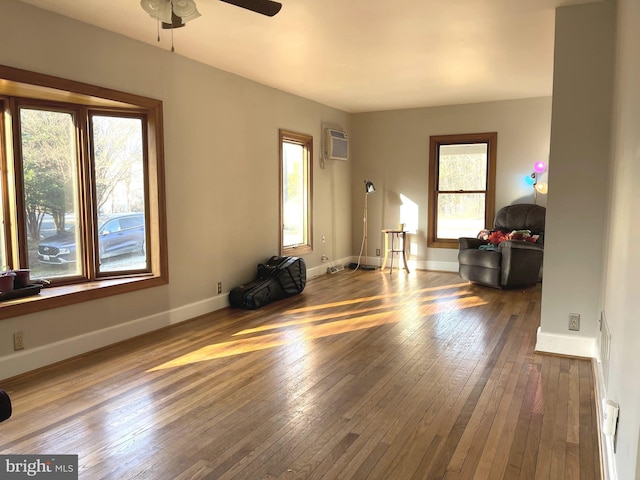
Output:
top-left (324, 128), bottom-right (349, 161)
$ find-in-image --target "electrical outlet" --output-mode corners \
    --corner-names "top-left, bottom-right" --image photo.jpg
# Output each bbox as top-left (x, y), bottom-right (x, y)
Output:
top-left (321, 255), bottom-right (329, 263)
top-left (569, 313), bottom-right (580, 331)
top-left (376, 248), bottom-right (381, 256)
top-left (217, 282), bottom-right (222, 294)
top-left (13, 331), bottom-right (24, 351)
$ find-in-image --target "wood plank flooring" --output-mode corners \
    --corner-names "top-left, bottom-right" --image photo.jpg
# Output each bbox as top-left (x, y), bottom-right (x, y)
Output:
top-left (0, 270), bottom-right (601, 479)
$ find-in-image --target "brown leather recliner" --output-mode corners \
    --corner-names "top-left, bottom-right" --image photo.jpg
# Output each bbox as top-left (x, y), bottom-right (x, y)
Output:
top-left (458, 204), bottom-right (545, 288)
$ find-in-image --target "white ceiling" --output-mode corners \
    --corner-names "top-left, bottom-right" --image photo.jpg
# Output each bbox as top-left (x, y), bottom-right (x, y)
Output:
top-left (18, 0), bottom-right (592, 113)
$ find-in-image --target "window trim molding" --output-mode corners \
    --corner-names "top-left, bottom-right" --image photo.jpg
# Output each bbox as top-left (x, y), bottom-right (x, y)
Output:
top-left (279, 129), bottom-right (313, 256)
top-left (0, 276), bottom-right (165, 321)
top-left (0, 64), bottom-right (168, 319)
top-left (427, 132), bottom-right (497, 249)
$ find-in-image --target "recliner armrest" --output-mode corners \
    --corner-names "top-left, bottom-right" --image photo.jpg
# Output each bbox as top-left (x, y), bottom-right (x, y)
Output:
top-left (459, 237), bottom-right (485, 250)
top-left (499, 239), bottom-right (544, 287)
top-left (498, 240), bottom-right (544, 252)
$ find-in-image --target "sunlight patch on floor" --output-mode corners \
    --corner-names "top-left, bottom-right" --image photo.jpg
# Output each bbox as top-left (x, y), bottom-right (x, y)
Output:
top-left (147, 290), bottom-right (487, 371)
top-left (282, 282), bottom-right (469, 314)
top-left (148, 311), bottom-right (397, 371)
top-left (233, 290), bottom-right (475, 337)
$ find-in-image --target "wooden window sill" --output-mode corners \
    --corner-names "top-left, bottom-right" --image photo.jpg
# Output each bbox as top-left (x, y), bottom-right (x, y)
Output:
top-left (427, 239), bottom-right (459, 249)
top-left (282, 245), bottom-right (312, 256)
top-left (0, 276), bottom-right (167, 321)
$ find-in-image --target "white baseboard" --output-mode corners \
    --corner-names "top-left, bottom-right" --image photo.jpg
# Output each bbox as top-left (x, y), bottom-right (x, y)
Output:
top-left (0, 293), bottom-right (230, 380)
top-left (600, 434), bottom-right (618, 480)
top-left (307, 256), bottom-right (352, 279)
top-left (345, 257), bottom-right (459, 273)
top-left (424, 260), bottom-right (458, 272)
top-left (306, 265), bottom-right (325, 278)
top-left (0, 257), bottom-right (350, 380)
top-left (593, 356), bottom-right (618, 480)
top-left (534, 326), bottom-right (597, 358)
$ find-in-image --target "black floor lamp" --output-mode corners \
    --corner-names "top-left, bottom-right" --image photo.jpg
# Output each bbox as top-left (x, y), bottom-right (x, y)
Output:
top-left (361, 180), bottom-right (377, 270)
top-left (349, 179), bottom-right (377, 270)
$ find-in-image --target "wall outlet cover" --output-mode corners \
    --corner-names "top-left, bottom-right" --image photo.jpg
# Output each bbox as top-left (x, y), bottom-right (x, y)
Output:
top-left (569, 313), bottom-right (580, 331)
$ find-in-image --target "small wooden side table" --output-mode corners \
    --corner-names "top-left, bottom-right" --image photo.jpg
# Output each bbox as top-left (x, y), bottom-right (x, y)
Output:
top-left (381, 229), bottom-right (410, 274)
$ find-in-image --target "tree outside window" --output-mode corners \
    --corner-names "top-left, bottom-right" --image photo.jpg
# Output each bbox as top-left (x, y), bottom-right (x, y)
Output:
top-left (20, 108), bottom-right (82, 278)
top-left (18, 108), bottom-right (149, 280)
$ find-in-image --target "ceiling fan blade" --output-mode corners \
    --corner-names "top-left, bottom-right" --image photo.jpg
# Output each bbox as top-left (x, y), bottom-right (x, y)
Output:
top-left (219, 0), bottom-right (282, 17)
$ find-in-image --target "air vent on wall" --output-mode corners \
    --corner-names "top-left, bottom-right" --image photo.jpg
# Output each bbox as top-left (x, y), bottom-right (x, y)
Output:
top-left (324, 128), bottom-right (349, 161)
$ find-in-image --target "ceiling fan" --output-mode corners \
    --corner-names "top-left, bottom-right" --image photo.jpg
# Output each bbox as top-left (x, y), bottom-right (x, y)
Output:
top-left (141, 0), bottom-right (282, 51)
top-left (141, 0), bottom-right (282, 30)
top-left (219, 0), bottom-right (282, 17)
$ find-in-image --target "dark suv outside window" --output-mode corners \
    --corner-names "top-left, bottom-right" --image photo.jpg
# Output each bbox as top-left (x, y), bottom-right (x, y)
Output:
top-left (37, 213), bottom-right (145, 266)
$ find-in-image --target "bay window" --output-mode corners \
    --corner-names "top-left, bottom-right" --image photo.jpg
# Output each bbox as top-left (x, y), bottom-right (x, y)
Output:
top-left (0, 64), bottom-right (167, 318)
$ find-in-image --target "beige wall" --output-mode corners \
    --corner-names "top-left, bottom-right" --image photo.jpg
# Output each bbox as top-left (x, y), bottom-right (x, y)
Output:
top-left (541, 1), bottom-right (615, 341)
top-left (351, 97), bottom-right (552, 270)
top-left (541, 0), bottom-right (640, 476)
top-left (4, 3), bottom-right (639, 476)
top-left (0, 0), bottom-right (351, 368)
top-left (602, 0), bottom-right (640, 477)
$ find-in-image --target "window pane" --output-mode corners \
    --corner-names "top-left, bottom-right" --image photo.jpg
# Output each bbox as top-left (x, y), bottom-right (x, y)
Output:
top-left (438, 143), bottom-right (488, 191)
top-left (437, 193), bottom-right (486, 239)
top-left (282, 141), bottom-right (306, 247)
top-left (91, 115), bottom-right (147, 273)
top-left (21, 108), bottom-right (82, 279)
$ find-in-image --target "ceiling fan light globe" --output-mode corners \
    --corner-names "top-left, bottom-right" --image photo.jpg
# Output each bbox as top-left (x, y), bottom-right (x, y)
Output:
top-left (179, 9), bottom-right (201, 23)
top-left (140, 0), bottom-right (162, 13)
top-left (141, 0), bottom-right (172, 22)
top-left (173, 0), bottom-right (199, 19)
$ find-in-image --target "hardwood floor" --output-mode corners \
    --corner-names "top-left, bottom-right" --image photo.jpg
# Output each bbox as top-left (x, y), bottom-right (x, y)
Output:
top-left (0, 270), bottom-right (601, 479)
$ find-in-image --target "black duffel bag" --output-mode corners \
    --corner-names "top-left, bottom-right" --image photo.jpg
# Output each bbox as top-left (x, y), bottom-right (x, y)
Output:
top-left (229, 256), bottom-right (306, 309)
top-left (0, 389), bottom-right (12, 423)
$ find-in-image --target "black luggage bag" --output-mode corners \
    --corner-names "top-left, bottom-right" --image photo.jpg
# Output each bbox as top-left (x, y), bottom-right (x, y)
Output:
top-left (229, 256), bottom-right (306, 309)
top-left (0, 389), bottom-right (11, 423)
